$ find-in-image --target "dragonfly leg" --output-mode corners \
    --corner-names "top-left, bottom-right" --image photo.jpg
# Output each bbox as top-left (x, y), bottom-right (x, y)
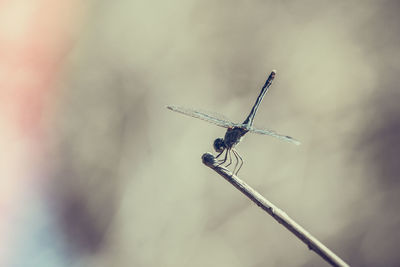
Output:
top-left (216, 150), bottom-right (224, 159)
top-left (231, 149), bottom-right (239, 174)
top-left (225, 149), bottom-right (233, 167)
top-left (217, 148), bottom-right (229, 166)
top-left (232, 149), bottom-right (244, 175)
top-left (215, 149), bottom-right (225, 165)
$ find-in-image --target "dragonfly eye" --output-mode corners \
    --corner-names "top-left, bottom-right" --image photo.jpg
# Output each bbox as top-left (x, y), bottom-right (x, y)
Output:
top-left (213, 138), bottom-right (225, 153)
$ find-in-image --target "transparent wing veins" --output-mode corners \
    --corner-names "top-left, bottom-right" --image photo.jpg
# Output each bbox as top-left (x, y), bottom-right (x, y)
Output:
top-left (167, 105), bottom-right (240, 129)
top-left (167, 105), bottom-right (301, 145)
top-left (246, 125), bottom-right (301, 145)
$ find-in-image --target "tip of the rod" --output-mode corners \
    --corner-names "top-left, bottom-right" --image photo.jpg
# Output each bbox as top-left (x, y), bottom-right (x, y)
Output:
top-left (271, 69), bottom-right (277, 74)
top-left (202, 152), bottom-right (216, 166)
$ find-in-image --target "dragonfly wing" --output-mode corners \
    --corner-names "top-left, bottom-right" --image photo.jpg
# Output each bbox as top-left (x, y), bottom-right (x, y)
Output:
top-left (247, 126), bottom-right (301, 145)
top-left (167, 105), bottom-right (239, 128)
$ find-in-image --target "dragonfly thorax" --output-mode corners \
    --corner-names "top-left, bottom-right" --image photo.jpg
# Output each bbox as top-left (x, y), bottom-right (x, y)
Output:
top-left (224, 127), bottom-right (248, 148)
top-left (213, 127), bottom-right (249, 153)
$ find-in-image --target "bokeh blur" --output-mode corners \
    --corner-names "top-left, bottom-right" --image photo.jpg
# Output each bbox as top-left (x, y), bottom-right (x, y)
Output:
top-left (1, 0), bottom-right (400, 266)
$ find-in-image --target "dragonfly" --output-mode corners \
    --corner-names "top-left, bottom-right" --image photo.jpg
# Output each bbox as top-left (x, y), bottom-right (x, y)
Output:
top-left (167, 70), bottom-right (300, 174)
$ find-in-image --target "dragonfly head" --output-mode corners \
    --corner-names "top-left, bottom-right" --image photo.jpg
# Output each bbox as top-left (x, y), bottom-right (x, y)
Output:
top-left (213, 138), bottom-right (226, 153)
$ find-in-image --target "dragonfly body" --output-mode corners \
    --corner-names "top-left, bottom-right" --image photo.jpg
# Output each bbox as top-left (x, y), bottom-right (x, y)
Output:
top-left (167, 70), bottom-right (299, 174)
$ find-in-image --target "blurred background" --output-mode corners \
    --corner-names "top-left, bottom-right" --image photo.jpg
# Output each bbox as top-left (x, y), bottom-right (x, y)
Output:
top-left (1, 0), bottom-right (399, 266)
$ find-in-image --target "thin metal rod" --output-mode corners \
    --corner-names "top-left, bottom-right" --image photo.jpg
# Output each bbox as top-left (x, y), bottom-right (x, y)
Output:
top-left (242, 70), bottom-right (276, 127)
top-left (202, 153), bottom-right (350, 267)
